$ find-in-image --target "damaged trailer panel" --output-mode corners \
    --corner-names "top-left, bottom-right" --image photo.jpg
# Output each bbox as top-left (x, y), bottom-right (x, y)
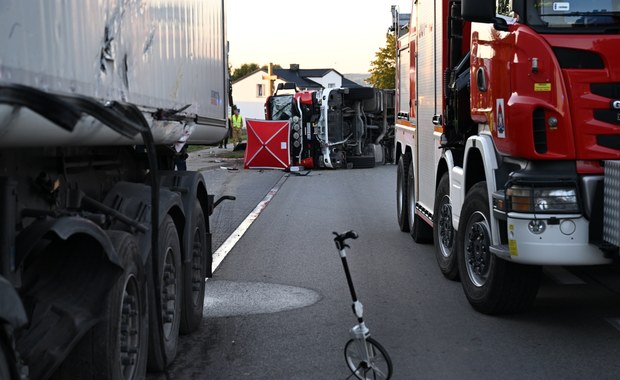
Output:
top-left (0, 0), bottom-right (228, 146)
top-left (0, 1), bottom-right (230, 379)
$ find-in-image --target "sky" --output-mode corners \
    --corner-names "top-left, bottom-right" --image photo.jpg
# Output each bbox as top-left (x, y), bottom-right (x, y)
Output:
top-left (226, 0), bottom-right (412, 75)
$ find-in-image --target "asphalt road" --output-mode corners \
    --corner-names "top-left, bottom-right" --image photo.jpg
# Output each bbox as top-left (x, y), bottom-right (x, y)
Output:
top-left (150, 163), bottom-right (620, 380)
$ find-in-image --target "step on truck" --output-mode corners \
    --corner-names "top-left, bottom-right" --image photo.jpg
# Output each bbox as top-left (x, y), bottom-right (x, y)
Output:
top-left (0, 1), bottom-right (229, 379)
top-left (394, 0), bottom-right (620, 314)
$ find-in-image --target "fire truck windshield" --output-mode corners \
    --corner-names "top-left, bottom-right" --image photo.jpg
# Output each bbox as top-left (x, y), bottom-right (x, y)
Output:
top-left (526, 0), bottom-right (620, 31)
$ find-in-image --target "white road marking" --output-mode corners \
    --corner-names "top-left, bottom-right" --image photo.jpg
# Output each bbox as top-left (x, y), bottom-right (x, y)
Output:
top-left (211, 173), bottom-right (289, 272)
top-left (543, 266), bottom-right (586, 285)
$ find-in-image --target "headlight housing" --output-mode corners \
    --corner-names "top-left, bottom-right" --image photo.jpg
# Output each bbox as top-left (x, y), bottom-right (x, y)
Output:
top-left (504, 185), bottom-right (579, 213)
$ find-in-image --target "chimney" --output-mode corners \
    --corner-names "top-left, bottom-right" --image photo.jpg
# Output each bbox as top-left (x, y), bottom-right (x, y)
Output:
top-left (290, 64), bottom-right (299, 71)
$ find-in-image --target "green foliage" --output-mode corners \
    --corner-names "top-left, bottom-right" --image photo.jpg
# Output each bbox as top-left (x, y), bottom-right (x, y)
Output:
top-left (497, 0), bottom-right (511, 15)
top-left (260, 64), bottom-right (282, 71)
top-left (366, 33), bottom-right (396, 89)
top-left (231, 63), bottom-right (283, 82)
top-left (231, 63), bottom-right (260, 81)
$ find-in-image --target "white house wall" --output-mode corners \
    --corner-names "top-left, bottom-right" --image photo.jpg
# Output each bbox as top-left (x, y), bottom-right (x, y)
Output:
top-left (307, 71), bottom-right (341, 89)
top-left (232, 70), bottom-right (286, 121)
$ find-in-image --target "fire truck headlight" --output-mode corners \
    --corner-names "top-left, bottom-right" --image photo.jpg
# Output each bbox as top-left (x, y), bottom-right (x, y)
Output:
top-left (506, 186), bottom-right (579, 213)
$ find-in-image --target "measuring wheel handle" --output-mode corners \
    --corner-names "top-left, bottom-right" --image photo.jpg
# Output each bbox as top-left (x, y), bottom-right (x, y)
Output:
top-left (333, 230), bottom-right (359, 251)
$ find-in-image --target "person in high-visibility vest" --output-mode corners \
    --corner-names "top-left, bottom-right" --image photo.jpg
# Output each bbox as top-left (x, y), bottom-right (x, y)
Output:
top-left (231, 107), bottom-right (244, 146)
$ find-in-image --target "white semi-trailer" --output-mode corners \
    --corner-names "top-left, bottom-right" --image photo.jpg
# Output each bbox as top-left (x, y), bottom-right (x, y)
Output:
top-left (0, 1), bottom-right (229, 379)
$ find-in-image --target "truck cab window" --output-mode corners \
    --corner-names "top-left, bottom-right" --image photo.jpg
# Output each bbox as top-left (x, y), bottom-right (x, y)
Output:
top-left (528, 0), bottom-right (620, 29)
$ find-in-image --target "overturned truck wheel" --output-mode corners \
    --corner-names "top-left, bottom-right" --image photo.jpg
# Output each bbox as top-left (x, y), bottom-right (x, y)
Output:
top-left (347, 155), bottom-right (376, 169)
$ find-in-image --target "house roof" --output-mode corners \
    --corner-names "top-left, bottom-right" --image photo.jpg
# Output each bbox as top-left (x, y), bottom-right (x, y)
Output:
top-left (272, 68), bottom-right (324, 89)
top-left (274, 67), bottom-right (363, 89)
top-left (232, 66), bottom-right (364, 89)
top-left (342, 77), bottom-right (362, 87)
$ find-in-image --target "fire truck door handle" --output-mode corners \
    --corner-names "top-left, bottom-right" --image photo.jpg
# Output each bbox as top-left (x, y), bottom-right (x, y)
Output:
top-left (476, 67), bottom-right (487, 92)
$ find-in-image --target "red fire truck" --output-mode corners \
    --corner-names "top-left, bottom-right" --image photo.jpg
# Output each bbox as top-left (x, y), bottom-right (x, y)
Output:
top-left (394, 0), bottom-right (620, 314)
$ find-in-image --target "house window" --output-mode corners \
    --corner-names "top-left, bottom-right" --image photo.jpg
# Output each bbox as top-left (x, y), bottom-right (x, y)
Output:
top-left (257, 84), bottom-right (264, 97)
top-left (328, 83), bottom-right (336, 88)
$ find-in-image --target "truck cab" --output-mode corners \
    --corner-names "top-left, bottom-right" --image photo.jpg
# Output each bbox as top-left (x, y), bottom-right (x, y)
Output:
top-left (394, 0), bottom-right (620, 314)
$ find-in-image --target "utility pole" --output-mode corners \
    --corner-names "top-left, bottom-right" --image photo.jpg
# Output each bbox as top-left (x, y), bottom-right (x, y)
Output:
top-left (262, 62), bottom-right (277, 96)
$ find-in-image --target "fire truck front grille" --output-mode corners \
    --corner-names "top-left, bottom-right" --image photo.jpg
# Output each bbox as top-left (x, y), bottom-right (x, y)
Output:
top-left (603, 161), bottom-right (620, 246)
top-left (591, 83), bottom-right (620, 99)
top-left (533, 108), bottom-right (547, 153)
top-left (594, 110), bottom-right (620, 126)
top-left (553, 47), bottom-right (605, 69)
top-left (552, 48), bottom-right (604, 69)
top-left (597, 135), bottom-right (620, 150)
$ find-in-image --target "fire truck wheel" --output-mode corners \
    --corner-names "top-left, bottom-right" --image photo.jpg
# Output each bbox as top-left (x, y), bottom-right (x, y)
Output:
top-left (55, 231), bottom-right (148, 380)
top-left (433, 173), bottom-right (459, 280)
top-left (407, 161), bottom-right (432, 243)
top-left (456, 182), bottom-right (541, 314)
top-left (397, 154), bottom-right (410, 232)
top-left (148, 214), bottom-right (182, 371)
top-left (180, 200), bottom-right (209, 334)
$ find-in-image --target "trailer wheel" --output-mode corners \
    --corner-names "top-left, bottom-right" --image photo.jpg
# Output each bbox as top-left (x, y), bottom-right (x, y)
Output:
top-left (407, 162), bottom-right (432, 243)
top-left (456, 182), bottom-right (541, 314)
top-left (396, 155), bottom-right (410, 232)
top-left (433, 173), bottom-right (459, 280)
top-left (180, 200), bottom-right (209, 334)
top-left (148, 214), bottom-right (182, 371)
top-left (54, 231), bottom-right (148, 380)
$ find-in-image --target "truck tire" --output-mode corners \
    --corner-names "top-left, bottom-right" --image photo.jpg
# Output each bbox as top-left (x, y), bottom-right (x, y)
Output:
top-left (348, 155), bottom-right (375, 169)
top-left (407, 162), bottom-right (432, 243)
top-left (433, 173), bottom-right (459, 280)
top-left (456, 182), bottom-right (541, 314)
top-left (180, 200), bottom-right (209, 334)
top-left (345, 87), bottom-right (376, 101)
top-left (148, 214), bottom-right (182, 371)
top-left (396, 155), bottom-right (410, 232)
top-left (54, 231), bottom-right (148, 380)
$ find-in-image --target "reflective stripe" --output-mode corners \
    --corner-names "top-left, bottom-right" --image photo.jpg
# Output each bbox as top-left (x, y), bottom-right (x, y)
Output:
top-left (232, 114), bottom-right (242, 128)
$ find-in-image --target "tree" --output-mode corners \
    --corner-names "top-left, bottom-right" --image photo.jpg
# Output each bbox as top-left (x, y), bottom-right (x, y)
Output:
top-left (366, 33), bottom-right (396, 89)
top-left (231, 63), bottom-right (260, 81)
top-left (497, 0), bottom-right (510, 15)
top-left (231, 63), bottom-right (282, 82)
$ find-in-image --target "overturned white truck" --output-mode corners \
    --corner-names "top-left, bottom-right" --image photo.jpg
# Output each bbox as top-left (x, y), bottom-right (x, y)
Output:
top-left (265, 85), bottom-right (396, 169)
top-left (0, 1), bottom-right (229, 379)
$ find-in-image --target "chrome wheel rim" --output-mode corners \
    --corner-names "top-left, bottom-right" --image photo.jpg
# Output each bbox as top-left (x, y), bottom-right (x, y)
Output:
top-left (464, 211), bottom-right (491, 287)
top-left (438, 197), bottom-right (454, 258)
